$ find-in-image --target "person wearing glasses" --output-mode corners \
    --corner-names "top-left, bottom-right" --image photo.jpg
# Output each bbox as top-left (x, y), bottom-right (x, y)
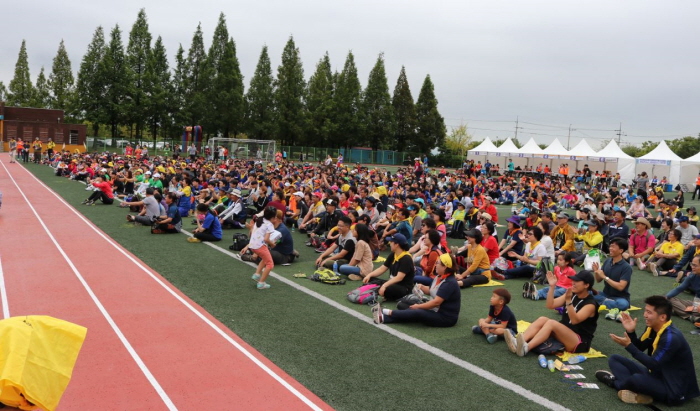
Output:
top-left (665, 255), bottom-right (700, 322)
top-left (493, 227), bottom-right (546, 280)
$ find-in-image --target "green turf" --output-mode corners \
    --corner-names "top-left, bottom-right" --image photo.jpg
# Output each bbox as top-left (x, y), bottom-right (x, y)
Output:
top-left (24, 163), bottom-right (700, 411)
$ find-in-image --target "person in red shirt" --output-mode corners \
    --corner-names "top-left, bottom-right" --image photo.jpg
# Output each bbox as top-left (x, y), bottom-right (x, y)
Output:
top-left (82, 175), bottom-right (115, 205)
top-left (480, 196), bottom-right (498, 223)
top-left (125, 144), bottom-right (134, 156)
top-left (480, 221), bottom-right (500, 263)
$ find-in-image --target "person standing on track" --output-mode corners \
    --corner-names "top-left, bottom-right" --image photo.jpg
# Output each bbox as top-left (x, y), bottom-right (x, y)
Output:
top-left (8, 138), bottom-right (17, 163)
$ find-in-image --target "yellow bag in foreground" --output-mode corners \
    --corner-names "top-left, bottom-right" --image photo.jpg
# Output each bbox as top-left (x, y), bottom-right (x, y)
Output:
top-left (0, 316), bottom-right (87, 411)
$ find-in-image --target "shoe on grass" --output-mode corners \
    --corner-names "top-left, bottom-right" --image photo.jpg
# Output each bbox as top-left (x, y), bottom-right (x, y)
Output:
top-left (529, 283), bottom-right (538, 300)
top-left (187, 237), bottom-right (201, 243)
top-left (616, 310), bottom-right (629, 323)
top-left (486, 333), bottom-right (498, 344)
top-left (522, 282), bottom-right (530, 298)
top-left (371, 303), bottom-right (384, 324)
top-left (492, 272), bottom-right (506, 281)
top-left (256, 282), bottom-right (271, 290)
top-left (649, 262), bottom-right (659, 277)
top-left (595, 370), bottom-right (616, 389)
top-left (348, 274), bottom-right (363, 281)
top-left (471, 325), bottom-right (481, 334)
top-left (515, 333), bottom-right (529, 357)
top-left (618, 390), bottom-right (653, 405)
top-left (504, 330), bottom-right (517, 354)
top-left (605, 308), bottom-right (620, 321)
top-left (251, 273), bottom-right (261, 281)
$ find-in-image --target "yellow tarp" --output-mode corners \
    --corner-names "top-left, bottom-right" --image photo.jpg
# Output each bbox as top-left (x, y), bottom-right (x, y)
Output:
top-left (473, 279), bottom-right (505, 287)
top-left (517, 320), bottom-right (607, 359)
top-left (0, 316), bottom-right (87, 411)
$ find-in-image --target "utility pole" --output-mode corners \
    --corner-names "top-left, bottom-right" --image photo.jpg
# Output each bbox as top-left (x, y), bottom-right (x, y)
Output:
top-left (514, 116), bottom-right (522, 142)
top-left (567, 124), bottom-right (572, 150)
top-left (616, 123), bottom-right (623, 144)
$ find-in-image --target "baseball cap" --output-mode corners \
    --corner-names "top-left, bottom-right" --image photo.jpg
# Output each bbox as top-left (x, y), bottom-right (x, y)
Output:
top-left (293, 191), bottom-right (304, 197)
top-left (227, 188), bottom-right (241, 197)
top-left (568, 270), bottom-right (595, 288)
top-left (679, 216), bottom-right (689, 222)
top-left (556, 213), bottom-right (569, 220)
top-left (326, 199), bottom-right (337, 207)
top-left (386, 233), bottom-right (408, 247)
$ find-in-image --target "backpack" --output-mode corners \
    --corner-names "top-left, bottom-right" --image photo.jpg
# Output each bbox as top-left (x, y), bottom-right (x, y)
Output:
top-left (531, 337), bottom-right (566, 355)
top-left (396, 294), bottom-right (427, 310)
top-left (229, 233), bottom-right (249, 251)
top-left (347, 284), bottom-right (380, 304)
top-left (532, 256), bottom-right (554, 284)
top-left (310, 268), bottom-right (346, 285)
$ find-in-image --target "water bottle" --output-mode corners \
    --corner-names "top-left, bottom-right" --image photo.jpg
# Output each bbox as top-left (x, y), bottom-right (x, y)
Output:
top-left (332, 261), bottom-right (338, 274)
top-left (693, 296), bottom-right (700, 313)
top-left (568, 355), bottom-right (586, 364)
top-left (547, 360), bottom-right (555, 372)
top-left (537, 354), bottom-right (547, 368)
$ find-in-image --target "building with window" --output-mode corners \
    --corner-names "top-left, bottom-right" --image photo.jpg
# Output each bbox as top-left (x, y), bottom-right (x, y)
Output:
top-left (0, 102), bottom-right (87, 152)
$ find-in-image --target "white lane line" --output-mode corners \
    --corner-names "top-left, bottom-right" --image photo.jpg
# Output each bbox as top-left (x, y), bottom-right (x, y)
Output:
top-left (0, 254), bottom-right (10, 319)
top-left (0, 160), bottom-right (177, 410)
top-left (16, 162), bottom-right (324, 411)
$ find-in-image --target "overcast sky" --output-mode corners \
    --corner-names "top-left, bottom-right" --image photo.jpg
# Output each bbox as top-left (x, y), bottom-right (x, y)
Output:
top-left (2, 1), bottom-right (699, 149)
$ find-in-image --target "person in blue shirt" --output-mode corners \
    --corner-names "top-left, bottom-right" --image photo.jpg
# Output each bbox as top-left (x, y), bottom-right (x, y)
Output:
top-left (189, 203), bottom-right (222, 242)
top-left (596, 295), bottom-right (700, 405)
top-left (666, 254), bottom-right (700, 321)
top-left (151, 193), bottom-right (182, 234)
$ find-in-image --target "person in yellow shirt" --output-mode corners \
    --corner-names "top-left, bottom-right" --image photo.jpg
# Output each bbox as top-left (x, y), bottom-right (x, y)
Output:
top-left (32, 138), bottom-right (43, 163)
top-left (571, 219), bottom-right (604, 265)
top-left (46, 138), bottom-right (56, 160)
top-left (456, 229), bottom-right (491, 288)
top-left (648, 229), bottom-right (684, 276)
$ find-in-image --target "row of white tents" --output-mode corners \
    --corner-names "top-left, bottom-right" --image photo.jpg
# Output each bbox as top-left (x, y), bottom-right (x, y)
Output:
top-left (467, 137), bottom-right (700, 188)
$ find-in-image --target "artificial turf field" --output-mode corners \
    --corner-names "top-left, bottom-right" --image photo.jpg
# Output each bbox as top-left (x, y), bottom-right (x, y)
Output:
top-left (24, 162), bottom-right (700, 411)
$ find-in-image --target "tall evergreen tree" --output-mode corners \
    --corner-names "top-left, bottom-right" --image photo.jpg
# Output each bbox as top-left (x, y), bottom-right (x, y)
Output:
top-left (0, 81), bottom-right (7, 101)
top-left (7, 40), bottom-right (35, 107)
top-left (392, 66), bottom-right (416, 150)
top-left (184, 23), bottom-right (207, 128)
top-left (245, 45), bottom-right (276, 140)
top-left (274, 36), bottom-right (306, 146)
top-left (76, 26), bottom-right (106, 136)
top-left (171, 44), bottom-right (188, 134)
top-left (125, 9), bottom-right (152, 138)
top-left (48, 39), bottom-right (75, 111)
top-left (204, 13), bottom-right (244, 137)
top-left (33, 67), bottom-right (51, 108)
top-left (363, 53), bottom-right (395, 151)
top-left (333, 51), bottom-right (363, 147)
top-left (414, 74), bottom-right (446, 154)
top-left (306, 52), bottom-right (335, 147)
top-left (144, 36), bottom-right (172, 139)
top-left (100, 25), bottom-right (129, 138)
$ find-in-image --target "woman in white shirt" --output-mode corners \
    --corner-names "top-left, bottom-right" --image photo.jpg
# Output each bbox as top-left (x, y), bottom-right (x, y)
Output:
top-left (538, 222), bottom-right (556, 260)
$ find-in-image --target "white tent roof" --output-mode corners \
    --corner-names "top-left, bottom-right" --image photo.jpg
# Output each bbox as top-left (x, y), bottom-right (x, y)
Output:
top-left (493, 137), bottom-right (520, 156)
top-left (682, 150), bottom-right (700, 163)
top-left (518, 138), bottom-right (545, 157)
top-left (638, 140), bottom-right (683, 162)
top-left (467, 137), bottom-right (498, 156)
top-left (542, 138), bottom-right (571, 157)
top-left (597, 140), bottom-right (634, 160)
top-left (568, 140), bottom-right (598, 158)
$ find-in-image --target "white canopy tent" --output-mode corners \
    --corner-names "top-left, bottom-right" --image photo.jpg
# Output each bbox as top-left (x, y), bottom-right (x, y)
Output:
top-left (680, 151), bottom-right (700, 189)
top-left (517, 138), bottom-right (545, 168)
top-left (490, 138), bottom-right (522, 169)
top-left (589, 140), bottom-right (636, 183)
top-left (539, 138), bottom-right (574, 173)
top-left (636, 141), bottom-right (683, 187)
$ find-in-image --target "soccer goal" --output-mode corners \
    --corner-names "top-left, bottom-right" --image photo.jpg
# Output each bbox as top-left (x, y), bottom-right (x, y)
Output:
top-left (207, 138), bottom-right (277, 162)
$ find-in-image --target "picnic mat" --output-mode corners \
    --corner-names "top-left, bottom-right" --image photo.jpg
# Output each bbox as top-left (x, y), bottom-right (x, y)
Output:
top-left (599, 305), bottom-right (641, 312)
top-left (473, 279), bottom-right (505, 287)
top-left (516, 320), bottom-right (606, 360)
top-left (373, 256), bottom-right (386, 263)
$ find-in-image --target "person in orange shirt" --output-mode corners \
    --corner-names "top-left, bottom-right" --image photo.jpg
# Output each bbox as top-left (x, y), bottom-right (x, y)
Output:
top-left (693, 172), bottom-right (700, 201)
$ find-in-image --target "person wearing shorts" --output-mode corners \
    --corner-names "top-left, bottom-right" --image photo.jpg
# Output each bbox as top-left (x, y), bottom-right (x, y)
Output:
top-left (505, 270), bottom-right (599, 356)
top-left (240, 207), bottom-right (277, 290)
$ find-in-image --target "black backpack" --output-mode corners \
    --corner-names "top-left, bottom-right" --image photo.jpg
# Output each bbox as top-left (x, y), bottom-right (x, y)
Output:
top-left (229, 233), bottom-right (249, 251)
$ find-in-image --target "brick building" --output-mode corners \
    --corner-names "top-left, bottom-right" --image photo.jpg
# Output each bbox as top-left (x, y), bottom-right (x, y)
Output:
top-left (0, 102), bottom-right (87, 151)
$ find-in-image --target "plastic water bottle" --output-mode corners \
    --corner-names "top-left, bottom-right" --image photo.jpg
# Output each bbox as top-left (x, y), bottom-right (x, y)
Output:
top-left (537, 355), bottom-right (547, 368)
top-left (332, 261), bottom-right (338, 274)
top-left (568, 355), bottom-right (586, 364)
top-left (548, 360), bottom-right (555, 372)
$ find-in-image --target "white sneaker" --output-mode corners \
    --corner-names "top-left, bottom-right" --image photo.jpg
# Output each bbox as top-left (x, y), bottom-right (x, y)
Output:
top-left (649, 263), bottom-right (659, 277)
top-left (371, 303), bottom-right (384, 324)
top-left (504, 330), bottom-right (517, 354)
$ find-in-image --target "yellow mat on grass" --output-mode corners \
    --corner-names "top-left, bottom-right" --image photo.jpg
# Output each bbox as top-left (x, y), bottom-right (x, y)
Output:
top-left (599, 305), bottom-right (641, 312)
top-left (373, 256), bottom-right (386, 263)
top-left (473, 279), bottom-right (504, 287)
top-left (516, 320), bottom-right (607, 360)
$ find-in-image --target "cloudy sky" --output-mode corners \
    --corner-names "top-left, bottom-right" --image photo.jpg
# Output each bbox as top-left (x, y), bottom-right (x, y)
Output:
top-left (2, 1), bottom-right (699, 149)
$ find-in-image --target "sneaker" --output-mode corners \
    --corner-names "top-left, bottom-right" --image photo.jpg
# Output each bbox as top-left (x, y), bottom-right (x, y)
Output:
top-left (187, 237), bottom-right (201, 243)
top-left (85, 185), bottom-right (94, 191)
top-left (493, 266), bottom-right (505, 274)
top-left (616, 310), bottom-right (629, 323)
top-left (251, 273), bottom-right (261, 281)
top-left (371, 303), bottom-right (384, 324)
top-left (515, 333), bottom-right (529, 357)
top-left (649, 262), bottom-right (659, 277)
top-left (471, 325), bottom-right (481, 334)
top-left (522, 282), bottom-right (531, 298)
top-left (504, 330), bottom-right (517, 353)
top-left (486, 333), bottom-right (498, 344)
top-left (241, 254), bottom-right (257, 262)
top-left (81, 199), bottom-right (89, 204)
top-left (530, 283), bottom-right (538, 300)
top-left (595, 370), bottom-right (616, 388)
top-left (256, 282), bottom-right (271, 290)
top-left (605, 308), bottom-right (620, 321)
top-left (618, 390), bottom-right (653, 405)
top-left (348, 274), bottom-right (363, 281)
top-left (492, 272), bottom-right (506, 281)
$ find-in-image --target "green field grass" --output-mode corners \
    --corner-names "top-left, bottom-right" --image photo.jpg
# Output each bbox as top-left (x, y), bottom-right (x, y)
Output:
top-left (24, 163), bottom-right (700, 411)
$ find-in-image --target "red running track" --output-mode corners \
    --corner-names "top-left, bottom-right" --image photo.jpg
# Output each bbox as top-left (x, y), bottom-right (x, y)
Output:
top-left (0, 155), bottom-right (331, 411)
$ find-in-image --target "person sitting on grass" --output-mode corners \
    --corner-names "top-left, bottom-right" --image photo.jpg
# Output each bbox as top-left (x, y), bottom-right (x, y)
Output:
top-left (455, 229), bottom-right (492, 288)
top-left (472, 288), bottom-right (517, 344)
top-left (590, 237), bottom-right (633, 321)
top-left (665, 255), bottom-right (700, 322)
top-left (314, 215), bottom-right (356, 269)
top-left (371, 253), bottom-right (460, 327)
top-left (122, 187), bottom-right (163, 225)
top-left (625, 217), bottom-right (656, 270)
top-left (412, 230), bottom-right (443, 286)
top-left (239, 206), bottom-right (278, 290)
top-left (595, 296), bottom-right (700, 406)
top-left (188, 203), bottom-right (222, 243)
top-left (523, 252), bottom-right (575, 301)
top-left (362, 233), bottom-right (414, 301)
top-left (663, 233), bottom-right (700, 282)
top-left (338, 223), bottom-right (375, 281)
top-left (647, 228), bottom-right (684, 276)
top-left (504, 270), bottom-right (599, 357)
top-left (493, 227), bottom-right (546, 280)
top-left (151, 193), bottom-right (182, 234)
top-left (81, 175), bottom-right (114, 205)
top-left (570, 219), bottom-right (604, 265)
top-left (498, 215), bottom-right (525, 262)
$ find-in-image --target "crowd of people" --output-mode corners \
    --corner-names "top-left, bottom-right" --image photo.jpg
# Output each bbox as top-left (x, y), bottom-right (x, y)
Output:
top-left (19, 144), bottom-right (700, 406)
